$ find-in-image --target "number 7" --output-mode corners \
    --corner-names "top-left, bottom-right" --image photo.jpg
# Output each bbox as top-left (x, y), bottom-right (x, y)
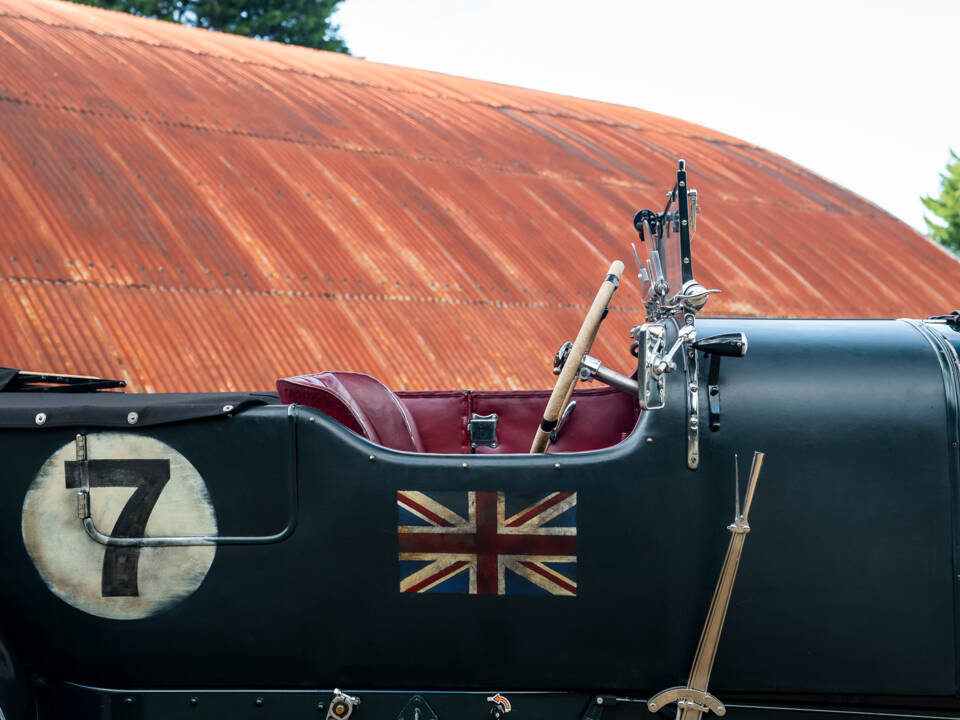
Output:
top-left (65, 459), bottom-right (171, 597)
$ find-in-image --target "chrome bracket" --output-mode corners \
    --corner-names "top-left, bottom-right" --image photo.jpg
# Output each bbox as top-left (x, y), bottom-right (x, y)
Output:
top-left (325, 689), bottom-right (360, 720)
top-left (685, 320), bottom-right (700, 470)
top-left (633, 324), bottom-right (666, 410)
top-left (578, 355), bottom-right (640, 396)
top-left (468, 413), bottom-right (499, 450)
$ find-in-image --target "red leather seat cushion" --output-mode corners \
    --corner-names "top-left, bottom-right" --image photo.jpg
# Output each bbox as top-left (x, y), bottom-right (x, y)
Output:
top-left (277, 372), bottom-right (424, 453)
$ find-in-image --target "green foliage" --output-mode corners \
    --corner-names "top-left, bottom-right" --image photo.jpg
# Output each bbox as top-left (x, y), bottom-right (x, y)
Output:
top-left (71, 0), bottom-right (349, 53)
top-left (922, 149), bottom-right (960, 253)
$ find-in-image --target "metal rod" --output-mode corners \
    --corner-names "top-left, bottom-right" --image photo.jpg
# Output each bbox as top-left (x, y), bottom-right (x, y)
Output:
top-left (741, 451), bottom-right (764, 523)
top-left (734, 454), bottom-right (741, 522)
top-left (77, 404), bottom-right (301, 547)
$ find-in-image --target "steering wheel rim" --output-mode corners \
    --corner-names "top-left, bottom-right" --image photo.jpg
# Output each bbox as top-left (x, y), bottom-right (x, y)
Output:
top-left (530, 260), bottom-right (624, 453)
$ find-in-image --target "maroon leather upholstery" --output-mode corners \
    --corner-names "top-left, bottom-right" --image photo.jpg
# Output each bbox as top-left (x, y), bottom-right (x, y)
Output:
top-left (279, 372), bottom-right (640, 454)
top-left (277, 372), bottom-right (424, 453)
top-left (395, 391), bottom-right (471, 454)
top-left (396, 385), bottom-right (639, 454)
top-left (471, 386), bottom-right (638, 454)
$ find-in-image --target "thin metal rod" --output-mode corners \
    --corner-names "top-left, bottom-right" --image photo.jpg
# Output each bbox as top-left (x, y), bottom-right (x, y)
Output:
top-left (77, 404), bottom-right (301, 547)
top-left (734, 453), bottom-right (741, 521)
top-left (741, 451), bottom-right (764, 523)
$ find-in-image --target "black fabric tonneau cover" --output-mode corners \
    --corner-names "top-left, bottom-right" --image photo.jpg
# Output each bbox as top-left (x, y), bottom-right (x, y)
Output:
top-left (0, 391), bottom-right (279, 429)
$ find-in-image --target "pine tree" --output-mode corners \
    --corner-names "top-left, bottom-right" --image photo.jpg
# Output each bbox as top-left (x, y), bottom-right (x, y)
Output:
top-left (922, 149), bottom-right (960, 253)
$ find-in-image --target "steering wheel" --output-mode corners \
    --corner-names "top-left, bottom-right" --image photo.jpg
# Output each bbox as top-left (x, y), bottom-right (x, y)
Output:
top-left (530, 260), bottom-right (624, 453)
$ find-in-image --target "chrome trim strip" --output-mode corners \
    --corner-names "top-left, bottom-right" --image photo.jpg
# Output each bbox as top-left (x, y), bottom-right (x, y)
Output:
top-left (900, 318), bottom-right (960, 692)
top-left (76, 404), bottom-right (300, 547)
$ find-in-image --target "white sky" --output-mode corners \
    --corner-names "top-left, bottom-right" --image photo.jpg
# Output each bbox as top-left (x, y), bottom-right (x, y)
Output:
top-left (334, 0), bottom-right (959, 235)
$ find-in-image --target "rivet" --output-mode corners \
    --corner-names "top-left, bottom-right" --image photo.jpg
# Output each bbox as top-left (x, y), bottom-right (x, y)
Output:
top-left (255, 696), bottom-right (264, 707)
top-left (126, 411), bottom-right (139, 425)
top-left (554, 463), bottom-right (560, 470)
top-left (124, 696), bottom-right (135, 705)
top-left (317, 702), bottom-right (325, 712)
top-left (222, 404), bottom-right (234, 413)
top-left (309, 416), bottom-right (315, 423)
top-left (368, 455), bottom-right (375, 462)
top-left (690, 383), bottom-right (698, 392)
top-left (646, 437), bottom-right (654, 445)
top-left (190, 697), bottom-right (199, 707)
top-left (690, 417), bottom-right (699, 427)
top-left (597, 697), bottom-right (604, 705)
top-left (35, 412), bottom-right (46, 426)
top-left (461, 462), bottom-right (468, 469)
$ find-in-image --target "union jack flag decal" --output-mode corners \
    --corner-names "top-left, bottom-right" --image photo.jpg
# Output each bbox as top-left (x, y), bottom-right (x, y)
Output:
top-left (397, 490), bottom-right (577, 595)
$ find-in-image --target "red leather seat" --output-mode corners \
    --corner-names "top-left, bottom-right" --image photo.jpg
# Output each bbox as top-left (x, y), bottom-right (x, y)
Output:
top-left (277, 372), bottom-right (424, 453)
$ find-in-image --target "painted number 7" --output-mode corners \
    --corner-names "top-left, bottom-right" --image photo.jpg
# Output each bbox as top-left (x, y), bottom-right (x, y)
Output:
top-left (65, 459), bottom-right (171, 597)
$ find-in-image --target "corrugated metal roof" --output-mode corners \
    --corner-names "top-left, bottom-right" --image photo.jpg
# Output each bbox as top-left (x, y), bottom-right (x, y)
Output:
top-left (1, 0), bottom-right (958, 392)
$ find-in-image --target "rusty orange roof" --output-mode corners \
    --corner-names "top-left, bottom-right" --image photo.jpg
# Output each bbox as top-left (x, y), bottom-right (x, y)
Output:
top-left (0, 0), bottom-right (958, 392)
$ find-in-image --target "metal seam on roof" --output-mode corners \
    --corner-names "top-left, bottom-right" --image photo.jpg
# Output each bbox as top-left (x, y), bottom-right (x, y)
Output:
top-left (0, 94), bottom-right (674, 192)
top-left (1, 274), bottom-right (645, 314)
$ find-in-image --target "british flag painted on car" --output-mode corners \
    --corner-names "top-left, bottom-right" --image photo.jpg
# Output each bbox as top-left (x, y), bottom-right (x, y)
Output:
top-left (397, 490), bottom-right (577, 595)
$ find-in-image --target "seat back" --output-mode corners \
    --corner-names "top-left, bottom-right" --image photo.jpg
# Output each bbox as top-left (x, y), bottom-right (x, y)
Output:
top-left (277, 372), bottom-right (424, 453)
